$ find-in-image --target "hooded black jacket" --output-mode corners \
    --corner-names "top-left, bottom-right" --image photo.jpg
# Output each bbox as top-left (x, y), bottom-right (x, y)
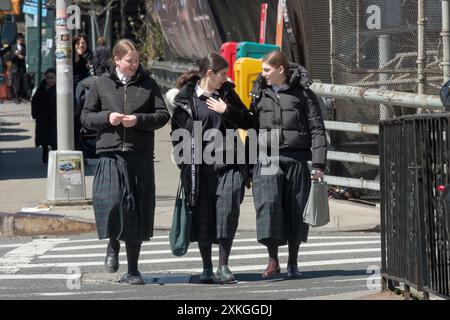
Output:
top-left (80, 65), bottom-right (170, 156)
top-left (222, 64), bottom-right (327, 169)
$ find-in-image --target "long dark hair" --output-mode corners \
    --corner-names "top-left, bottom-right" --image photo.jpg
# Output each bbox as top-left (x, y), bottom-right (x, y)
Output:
top-left (176, 53), bottom-right (228, 88)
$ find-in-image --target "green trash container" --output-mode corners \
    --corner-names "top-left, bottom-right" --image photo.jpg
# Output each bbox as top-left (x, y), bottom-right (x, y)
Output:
top-left (236, 41), bottom-right (280, 59)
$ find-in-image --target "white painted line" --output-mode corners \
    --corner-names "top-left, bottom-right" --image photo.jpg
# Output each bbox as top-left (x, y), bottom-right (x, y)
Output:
top-left (14, 249), bottom-right (380, 269)
top-left (0, 244), bottom-right (24, 249)
top-left (0, 274), bottom-right (80, 280)
top-left (247, 284), bottom-right (370, 294)
top-left (66, 235), bottom-right (169, 244)
top-left (39, 247), bottom-right (380, 260)
top-left (0, 239), bottom-right (69, 274)
top-left (49, 240), bottom-right (380, 252)
top-left (157, 257), bottom-right (381, 274)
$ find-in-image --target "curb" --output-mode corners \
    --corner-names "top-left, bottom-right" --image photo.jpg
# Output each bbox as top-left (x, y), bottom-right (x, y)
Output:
top-left (0, 212), bottom-right (96, 237)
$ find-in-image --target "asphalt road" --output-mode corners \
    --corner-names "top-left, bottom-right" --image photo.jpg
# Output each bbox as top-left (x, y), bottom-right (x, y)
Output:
top-left (0, 230), bottom-right (381, 301)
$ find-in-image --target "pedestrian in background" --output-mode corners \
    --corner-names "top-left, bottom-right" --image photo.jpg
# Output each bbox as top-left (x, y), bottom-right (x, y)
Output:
top-left (208, 50), bottom-right (327, 279)
top-left (171, 53), bottom-right (252, 284)
top-left (73, 34), bottom-right (94, 152)
top-left (81, 39), bottom-right (170, 285)
top-left (10, 33), bottom-right (28, 104)
top-left (92, 36), bottom-right (110, 76)
top-left (31, 68), bottom-right (57, 164)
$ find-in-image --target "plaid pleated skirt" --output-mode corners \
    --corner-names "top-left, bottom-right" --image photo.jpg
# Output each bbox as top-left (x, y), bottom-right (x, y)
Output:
top-left (190, 164), bottom-right (218, 246)
top-left (252, 155), bottom-right (311, 246)
top-left (92, 152), bottom-right (155, 243)
top-left (216, 167), bottom-right (245, 240)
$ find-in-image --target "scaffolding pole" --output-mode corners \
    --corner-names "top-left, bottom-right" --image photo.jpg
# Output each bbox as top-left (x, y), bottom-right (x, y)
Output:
top-left (442, 0), bottom-right (450, 83)
top-left (417, 0), bottom-right (425, 114)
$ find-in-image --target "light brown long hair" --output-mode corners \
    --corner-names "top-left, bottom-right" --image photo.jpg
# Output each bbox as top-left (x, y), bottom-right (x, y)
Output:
top-left (112, 39), bottom-right (138, 65)
top-left (262, 51), bottom-right (290, 76)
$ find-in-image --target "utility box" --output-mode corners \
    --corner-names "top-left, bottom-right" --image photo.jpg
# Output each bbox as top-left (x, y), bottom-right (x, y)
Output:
top-left (236, 41), bottom-right (279, 59)
top-left (47, 151), bottom-right (87, 201)
top-left (234, 57), bottom-right (262, 108)
top-left (220, 42), bottom-right (238, 81)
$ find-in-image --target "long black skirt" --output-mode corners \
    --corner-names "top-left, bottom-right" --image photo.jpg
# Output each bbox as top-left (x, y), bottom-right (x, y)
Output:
top-left (216, 167), bottom-right (245, 240)
top-left (252, 155), bottom-right (311, 246)
top-left (92, 152), bottom-right (155, 242)
top-left (190, 164), bottom-right (218, 246)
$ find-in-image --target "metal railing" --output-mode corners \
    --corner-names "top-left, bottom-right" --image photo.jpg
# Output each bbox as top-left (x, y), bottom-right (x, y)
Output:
top-left (380, 114), bottom-right (450, 299)
top-left (150, 61), bottom-right (445, 193)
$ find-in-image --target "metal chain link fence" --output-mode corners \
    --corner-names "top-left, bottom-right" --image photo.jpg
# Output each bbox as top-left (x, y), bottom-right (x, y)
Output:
top-left (295, 0), bottom-right (444, 200)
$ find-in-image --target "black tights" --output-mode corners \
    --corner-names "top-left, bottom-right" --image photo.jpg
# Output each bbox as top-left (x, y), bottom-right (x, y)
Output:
top-left (218, 238), bottom-right (233, 267)
top-left (263, 239), bottom-right (301, 266)
top-left (108, 239), bottom-right (142, 275)
top-left (199, 244), bottom-right (212, 269)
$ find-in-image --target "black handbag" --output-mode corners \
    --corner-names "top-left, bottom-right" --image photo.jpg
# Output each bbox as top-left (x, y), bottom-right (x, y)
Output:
top-left (169, 179), bottom-right (192, 256)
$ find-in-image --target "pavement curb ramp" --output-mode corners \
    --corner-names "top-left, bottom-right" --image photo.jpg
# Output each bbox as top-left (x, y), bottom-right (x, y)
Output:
top-left (0, 212), bottom-right (96, 237)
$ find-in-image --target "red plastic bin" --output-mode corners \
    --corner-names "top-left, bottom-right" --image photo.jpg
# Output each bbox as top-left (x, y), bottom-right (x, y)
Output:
top-left (220, 42), bottom-right (238, 81)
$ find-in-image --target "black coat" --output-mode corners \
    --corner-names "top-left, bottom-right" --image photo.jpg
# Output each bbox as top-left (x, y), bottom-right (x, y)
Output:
top-left (80, 65), bottom-right (170, 156)
top-left (31, 81), bottom-right (57, 147)
top-left (228, 64), bottom-right (327, 169)
top-left (73, 49), bottom-right (94, 90)
top-left (171, 77), bottom-right (252, 206)
top-left (93, 45), bottom-right (110, 76)
top-left (10, 44), bottom-right (26, 73)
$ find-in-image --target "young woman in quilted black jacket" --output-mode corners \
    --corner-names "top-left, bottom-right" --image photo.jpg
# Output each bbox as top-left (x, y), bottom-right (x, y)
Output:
top-left (209, 51), bottom-right (327, 280)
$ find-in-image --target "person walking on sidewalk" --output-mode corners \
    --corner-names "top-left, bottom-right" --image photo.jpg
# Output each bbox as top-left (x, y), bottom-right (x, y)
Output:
top-left (208, 51), bottom-right (327, 279)
top-left (80, 39), bottom-right (170, 285)
top-left (171, 53), bottom-right (252, 284)
top-left (31, 68), bottom-right (57, 164)
top-left (10, 33), bottom-right (28, 104)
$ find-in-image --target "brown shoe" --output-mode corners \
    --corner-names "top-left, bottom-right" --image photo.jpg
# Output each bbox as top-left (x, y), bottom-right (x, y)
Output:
top-left (261, 260), bottom-right (281, 278)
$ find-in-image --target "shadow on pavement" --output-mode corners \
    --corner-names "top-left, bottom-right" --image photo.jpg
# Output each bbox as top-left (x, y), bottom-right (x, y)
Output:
top-left (0, 128), bottom-right (28, 134)
top-left (0, 147), bottom-right (47, 180)
top-left (0, 134), bottom-right (32, 142)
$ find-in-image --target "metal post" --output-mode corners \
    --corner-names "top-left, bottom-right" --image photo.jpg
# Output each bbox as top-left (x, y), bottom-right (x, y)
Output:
top-left (329, 0), bottom-right (334, 83)
top-left (56, 0), bottom-right (74, 151)
top-left (417, 0), bottom-right (425, 113)
top-left (103, 8), bottom-right (112, 47)
top-left (89, 4), bottom-right (97, 52)
top-left (379, 35), bottom-right (391, 120)
top-left (36, 0), bottom-right (42, 85)
top-left (442, 0), bottom-right (450, 83)
top-left (356, 0), bottom-right (361, 69)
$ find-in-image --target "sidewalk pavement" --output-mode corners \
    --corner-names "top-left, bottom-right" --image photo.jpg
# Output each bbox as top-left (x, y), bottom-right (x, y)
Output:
top-left (0, 101), bottom-right (380, 236)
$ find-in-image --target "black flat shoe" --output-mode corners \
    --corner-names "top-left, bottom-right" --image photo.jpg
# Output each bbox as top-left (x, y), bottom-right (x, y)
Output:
top-left (287, 264), bottom-right (302, 279)
top-left (216, 265), bottom-right (237, 284)
top-left (104, 244), bottom-right (119, 273)
top-left (200, 267), bottom-right (217, 284)
top-left (127, 271), bottom-right (145, 285)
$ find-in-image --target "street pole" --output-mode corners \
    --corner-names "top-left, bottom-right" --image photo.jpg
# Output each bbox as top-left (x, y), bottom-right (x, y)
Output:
top-left (37, 0), bottom-right (42, 85)
top-left (56, 0), bottom-right (74, 151)
top-left (47, 0), bottom-right (86, 202)
top-left (378, 34), bottom-right (391, 120)
top-left (417, 0), bottom-right (425, 114)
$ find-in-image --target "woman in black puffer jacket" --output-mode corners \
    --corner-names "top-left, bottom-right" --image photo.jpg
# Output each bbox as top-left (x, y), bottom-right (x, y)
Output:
top-left (209, 51), bottom-right (327, 280)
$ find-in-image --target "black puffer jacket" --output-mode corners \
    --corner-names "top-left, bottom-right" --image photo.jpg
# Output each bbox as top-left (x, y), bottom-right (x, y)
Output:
top-left (171, 77), bottom-right (251, 206)
top-left (248, 64), bottom-right (327, 169)
top-left (80, 65), bottom-right (170, 156)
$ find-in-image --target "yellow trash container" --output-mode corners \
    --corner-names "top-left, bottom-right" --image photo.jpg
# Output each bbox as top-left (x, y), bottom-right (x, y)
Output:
top-left (234, 58), bottom-right (263, 142)
top-left (234, 57), bottom-right (262, 109)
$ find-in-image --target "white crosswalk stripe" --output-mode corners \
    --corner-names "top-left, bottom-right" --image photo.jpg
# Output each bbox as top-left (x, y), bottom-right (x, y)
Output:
top-left (0, 233), bottom-right (381, 281)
